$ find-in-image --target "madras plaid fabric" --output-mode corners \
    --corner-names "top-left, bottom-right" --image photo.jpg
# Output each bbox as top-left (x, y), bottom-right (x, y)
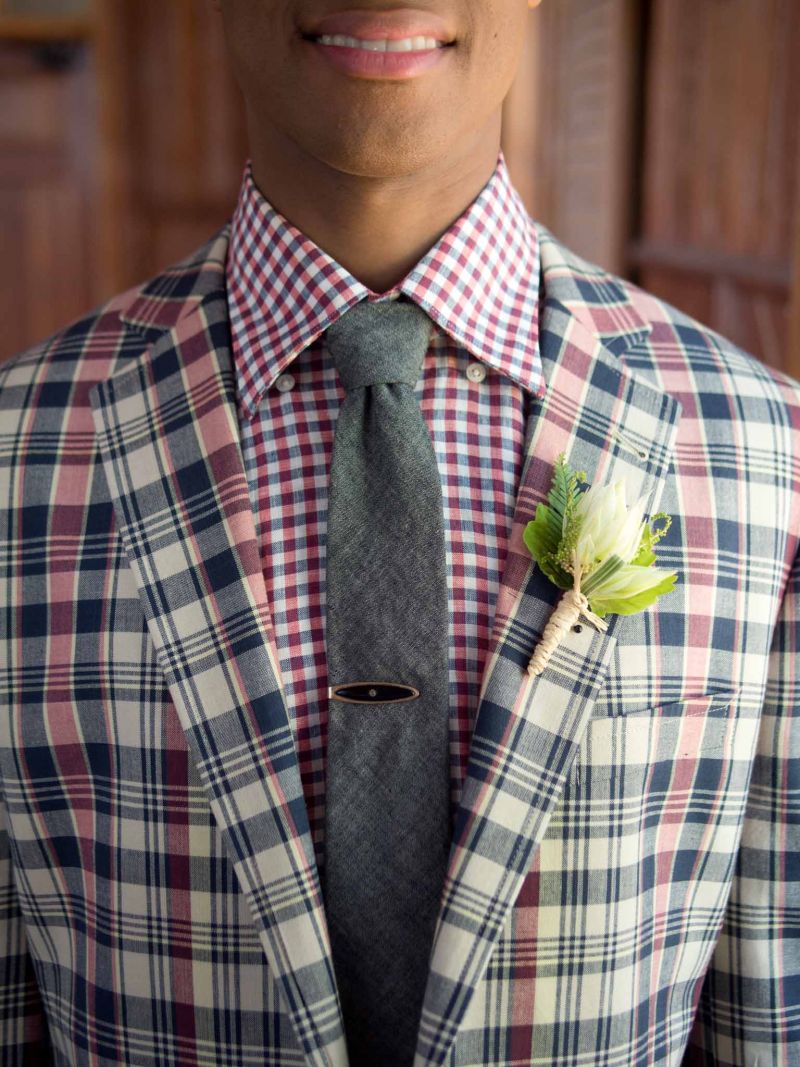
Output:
top-left (226, 150), bottom-right (543, 875)
top-left (0, 174), bottom-right (798, 1067)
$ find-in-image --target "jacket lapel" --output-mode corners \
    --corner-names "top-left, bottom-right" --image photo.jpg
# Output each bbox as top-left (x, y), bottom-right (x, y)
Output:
top-left (88, 230), bottom-right (348, 1067)
top-left (412, 224), bottom-right (683, 1066)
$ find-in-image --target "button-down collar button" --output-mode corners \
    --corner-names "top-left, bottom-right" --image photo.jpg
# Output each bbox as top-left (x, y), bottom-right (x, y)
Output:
top-left (466, 361), bottom-right (486, 383)
top-left (275, 373), bottom-right (295, 392)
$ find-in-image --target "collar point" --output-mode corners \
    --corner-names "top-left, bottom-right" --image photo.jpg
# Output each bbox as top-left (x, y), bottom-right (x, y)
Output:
top-left (238, 396), bottom-right (260, 422)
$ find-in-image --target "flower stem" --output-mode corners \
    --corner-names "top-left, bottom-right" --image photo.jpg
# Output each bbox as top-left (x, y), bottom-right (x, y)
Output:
top-left (527, 588), bottom-right (583, 676)
top-left (526, 556), bottom-right (609, 677)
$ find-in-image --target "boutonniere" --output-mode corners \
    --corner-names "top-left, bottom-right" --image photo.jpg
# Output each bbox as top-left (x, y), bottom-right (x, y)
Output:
top-left (523, 452), bottom-right (678, 677)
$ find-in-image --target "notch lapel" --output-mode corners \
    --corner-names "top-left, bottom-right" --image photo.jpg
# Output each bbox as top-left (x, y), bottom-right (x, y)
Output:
top-left (89, 231), bottom-right (348, 1067)
top-left (412, 226), bottom-right (683, 1066)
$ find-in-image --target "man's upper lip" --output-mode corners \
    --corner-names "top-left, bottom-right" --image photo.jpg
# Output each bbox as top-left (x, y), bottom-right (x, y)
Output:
top-left (302, 8), bottom-right (455, 43)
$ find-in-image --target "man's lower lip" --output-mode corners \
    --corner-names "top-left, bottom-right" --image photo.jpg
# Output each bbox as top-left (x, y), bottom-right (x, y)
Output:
top-left (303, 38), bottom-right (451, 79)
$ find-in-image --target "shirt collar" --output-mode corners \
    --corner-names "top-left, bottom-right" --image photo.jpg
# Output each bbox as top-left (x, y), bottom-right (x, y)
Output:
top-left (226, 147), bottom-right (545, 421)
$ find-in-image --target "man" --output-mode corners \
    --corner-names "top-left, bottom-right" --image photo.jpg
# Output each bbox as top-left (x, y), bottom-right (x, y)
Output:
top-left (0, 1), bottom-right (798, 1064)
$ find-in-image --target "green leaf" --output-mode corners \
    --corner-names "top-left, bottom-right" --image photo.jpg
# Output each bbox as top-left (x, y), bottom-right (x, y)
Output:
top-left (523, 503), bottom-right (558, 558)
top-left (549, 454), bottom-right (587, 572)
top-left (547, 454), bottom-right (586, 536)
top-left (588, 570), bottom-right (678, 618)
top-left (546, 454), bottom-right (571, 535)
top-left (523, 508), bottom-right (573, 589)
top-left (522, 453), bottom-right (597, 592)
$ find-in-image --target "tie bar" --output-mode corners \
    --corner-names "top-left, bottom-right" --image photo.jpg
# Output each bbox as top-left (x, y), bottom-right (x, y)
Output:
top-left (328, 681), bottom-right (420, 704)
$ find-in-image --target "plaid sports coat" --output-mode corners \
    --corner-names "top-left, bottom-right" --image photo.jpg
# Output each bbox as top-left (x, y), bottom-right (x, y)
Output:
top-left (1, 217), bottom-right (799, 1067)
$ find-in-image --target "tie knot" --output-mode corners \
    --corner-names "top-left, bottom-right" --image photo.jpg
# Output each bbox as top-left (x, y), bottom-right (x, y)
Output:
top-left (324, 298), bottom-right (434, 391)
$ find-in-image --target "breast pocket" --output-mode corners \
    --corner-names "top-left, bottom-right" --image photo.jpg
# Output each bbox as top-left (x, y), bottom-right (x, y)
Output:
top-left (540, 686), bottom-right (756, 1023)
top-left (555, 687), bottom-right (756, 935)
top-left (572, 687), bottom-right (748, 791)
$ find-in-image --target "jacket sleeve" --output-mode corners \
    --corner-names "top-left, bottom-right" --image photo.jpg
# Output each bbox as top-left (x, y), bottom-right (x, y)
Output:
top-left (0, 788), bottom-right (54, 1065)
top-left (682, 540), bottom-right (800, 1066)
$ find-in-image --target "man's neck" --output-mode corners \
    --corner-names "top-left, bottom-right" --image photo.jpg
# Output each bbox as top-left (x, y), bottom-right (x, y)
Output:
top-left (245, 119), bottom-right (502, 294)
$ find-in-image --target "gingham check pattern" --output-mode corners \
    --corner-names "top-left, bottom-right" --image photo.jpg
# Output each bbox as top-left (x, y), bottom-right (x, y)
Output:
top-left (0, 166), bottom-right (798, 1067)
top-left (226, 150), bottom-right (543, 876)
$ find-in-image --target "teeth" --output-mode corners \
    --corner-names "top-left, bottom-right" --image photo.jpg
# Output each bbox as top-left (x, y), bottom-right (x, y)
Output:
top-left (315, 34), bottom-right (445, 51)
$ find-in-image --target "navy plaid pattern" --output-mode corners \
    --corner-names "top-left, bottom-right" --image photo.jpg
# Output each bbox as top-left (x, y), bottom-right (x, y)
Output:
top-left (0, 169), bottom-right (798, 1066)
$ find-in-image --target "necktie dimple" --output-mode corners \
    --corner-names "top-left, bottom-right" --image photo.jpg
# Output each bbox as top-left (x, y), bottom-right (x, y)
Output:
top-left (321, 296), bottom-right (452, 1066)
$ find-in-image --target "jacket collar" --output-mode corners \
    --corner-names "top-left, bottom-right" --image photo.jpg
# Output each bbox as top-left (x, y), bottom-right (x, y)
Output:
top-left (91, 221), bottom-right (681, 1067)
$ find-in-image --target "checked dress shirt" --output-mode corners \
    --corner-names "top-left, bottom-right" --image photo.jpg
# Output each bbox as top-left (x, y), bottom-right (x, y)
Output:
top-left (225, 148), bottom-right (543, 880)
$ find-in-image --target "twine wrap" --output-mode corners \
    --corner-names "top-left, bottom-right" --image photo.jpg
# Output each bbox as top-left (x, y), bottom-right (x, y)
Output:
top-left (526, 586), bottom-right (608, 677)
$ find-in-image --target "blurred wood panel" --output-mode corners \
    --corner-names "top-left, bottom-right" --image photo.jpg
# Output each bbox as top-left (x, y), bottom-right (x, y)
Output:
top-left (0, 0), bottom-right (89, 14)
top-left (501, 12), bottom-right (541, 214)
top-left (792, 134), bottom-right (800, 371)
top-left (0, 16), bottom-right (91, 39)
top-left (96, 0), bottom-right (247, 291)
top-left (631, 0), bottom-right (800, 375)
top-left (0, 37), bottom-right (101, 356)
top-left (503, 0), bottom-right (643, 274)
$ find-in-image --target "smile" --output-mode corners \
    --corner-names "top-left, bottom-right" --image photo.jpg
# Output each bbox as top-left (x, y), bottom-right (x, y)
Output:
top-left (311, 34), bottom-right (448, 51)
top-left (302, 32), bottom-right (454, 79)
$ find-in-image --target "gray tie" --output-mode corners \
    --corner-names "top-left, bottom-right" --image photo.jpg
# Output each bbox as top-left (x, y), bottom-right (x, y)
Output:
top-left (321, 296), bottom-right (452, 1066)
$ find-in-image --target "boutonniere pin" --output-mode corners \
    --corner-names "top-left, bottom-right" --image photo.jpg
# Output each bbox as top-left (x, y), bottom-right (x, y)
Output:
top-left (523, 453), bottom-right (678, 677)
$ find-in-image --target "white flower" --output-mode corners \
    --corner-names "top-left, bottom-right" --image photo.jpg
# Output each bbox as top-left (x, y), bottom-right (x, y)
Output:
top-left (572, 477), bottom-right (647, 573)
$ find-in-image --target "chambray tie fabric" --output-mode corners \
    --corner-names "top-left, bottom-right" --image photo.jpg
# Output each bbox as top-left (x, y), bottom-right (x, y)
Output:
top-left (321, 296), bottom-right (452, 1066)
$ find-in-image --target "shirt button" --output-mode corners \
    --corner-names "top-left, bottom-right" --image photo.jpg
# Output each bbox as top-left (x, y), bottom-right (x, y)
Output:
top-left (275, 373), bottom-right (295, 392)
top-left (466, 362), bottom-right (486, 383)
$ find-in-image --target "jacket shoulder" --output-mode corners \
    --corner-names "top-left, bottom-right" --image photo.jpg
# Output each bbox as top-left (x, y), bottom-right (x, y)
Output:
top-left (0, 224), bottom-right (230, 425)
top-left (0, 294), bottom-right (141, 441)
top-left (615, 271), bottom-right (800, 407)
top-left (536, 222), bottom-right (799, 406)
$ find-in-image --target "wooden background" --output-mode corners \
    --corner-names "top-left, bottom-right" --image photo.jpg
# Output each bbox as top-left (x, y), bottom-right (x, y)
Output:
top-left (2, 0), bottom-right (799, 376)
